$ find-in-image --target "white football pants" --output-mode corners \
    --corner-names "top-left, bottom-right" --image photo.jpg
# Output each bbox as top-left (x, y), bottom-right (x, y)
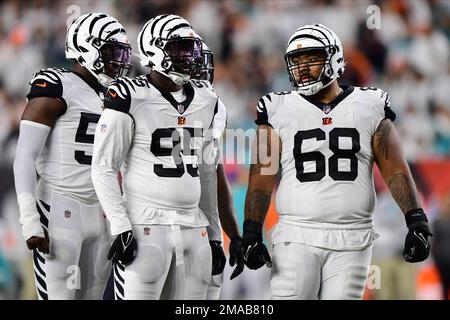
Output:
top-left (114, 224), bottom-right (212, 300)
top-left (270, 242), bottom-right (372, 300)
top-left (33, 193), bottom-right (111, 300)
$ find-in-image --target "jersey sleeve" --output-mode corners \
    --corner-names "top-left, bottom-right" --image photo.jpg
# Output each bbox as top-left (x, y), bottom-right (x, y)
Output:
top-left (255, 94), bottom-right (273, 127)
top-left (373, 89), bottom-right (396, 133)
top-left (104, 78), bottom-right (132, 114)
top-left (91, 108), bottom-right (134, 236)
top-left (380, 90), bottom-right (396, 122)
top-left (26, 68), bottom-right (64, 102)
top-left (211, 97), bottom-right (227, 140)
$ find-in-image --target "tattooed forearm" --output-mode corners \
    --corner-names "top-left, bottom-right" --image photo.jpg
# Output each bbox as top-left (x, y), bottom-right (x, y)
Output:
top-left (245, 187), bottom-right (272, 222)
top-left (388, 173), bottom-right (420, 213)
top-left (374, 119), bottom-right (392, 161)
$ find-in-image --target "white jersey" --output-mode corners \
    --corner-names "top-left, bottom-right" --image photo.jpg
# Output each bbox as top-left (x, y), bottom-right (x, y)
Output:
top-left (26, 68), bottom-right (105, 204)
top-left (92, 76), bottom-right (220, 234)
top-left (256, 86), bottom-right (396, 231)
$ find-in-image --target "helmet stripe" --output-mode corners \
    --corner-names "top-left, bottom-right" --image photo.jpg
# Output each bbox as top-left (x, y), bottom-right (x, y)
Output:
top-left (166, 23), bottom-right (191, 37)
top-left (98, 21), bottom-right (115, 39)
top-left (139, 20), bottom-right (153, 56)
top-left (289, 34), bottom-right (326, 46)
top-left (73, 13), bottom-right (93, 52)
top-left (88, 14), bottom-right (108, 34)
top-left (105, 28), bottom-right (126, 40)
top-left (292, 27), bottom-right (330, 46)
top-left (150, 14), bottom-right (170, 38)
top-left (159, 17), bottom-right (182, 37)
top-left (314, 24), bottom-right (337, 46)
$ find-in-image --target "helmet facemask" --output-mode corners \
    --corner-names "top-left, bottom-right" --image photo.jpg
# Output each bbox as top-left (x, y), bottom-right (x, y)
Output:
top-left (198, 47), bottom-right (214, 82)
top-left (285, 47), bottom-right (332, 96)
top-left (90, 38), bottom-right (132, 85)
top-left (162, 37), bottom-right (203, 84)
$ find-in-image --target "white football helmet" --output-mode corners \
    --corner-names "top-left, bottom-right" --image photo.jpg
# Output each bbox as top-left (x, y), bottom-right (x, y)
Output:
top-left (285, 24), bottom-right (345, 96)
top-left (137, 14), bottom-right (203, 85)
top-left (65, 13), bottom-right (132, 86)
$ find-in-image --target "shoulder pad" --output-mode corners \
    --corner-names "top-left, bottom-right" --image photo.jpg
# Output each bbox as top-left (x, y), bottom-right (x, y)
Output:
top-left (359, 86), bottom-right (396, 121)
top-left (104, 77), bottom-right (133, 114)
top-left (26, 68), bottom-right (70, 101)
top-left (190, 79), bottom-right (216, 95)
top-left (255, 93), bottom-right (274, 127)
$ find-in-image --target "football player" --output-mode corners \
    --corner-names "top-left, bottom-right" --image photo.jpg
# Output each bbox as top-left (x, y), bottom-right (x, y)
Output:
top-left (193, 41), bottom-right (244, 300)
top-left (91, 14), bottom-right (242, 300)
top-left (242, 24), bottom-right (432, 299)
top-left (13, 13), bottom-right (132, 299)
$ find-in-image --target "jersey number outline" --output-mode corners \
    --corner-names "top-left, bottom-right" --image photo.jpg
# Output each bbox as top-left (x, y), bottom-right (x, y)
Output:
top-left (150, 127), bottom-right (202, 178)
top-left (293, 128), bottom-right (360, 182)
top-left (74, 112), bottom-right (100, 165)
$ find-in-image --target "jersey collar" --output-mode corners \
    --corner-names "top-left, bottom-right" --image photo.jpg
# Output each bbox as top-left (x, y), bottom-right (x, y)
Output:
top-left (149, 80), bottom-right (195, 115)
top-left (301, 85), bottom-right (354, 114)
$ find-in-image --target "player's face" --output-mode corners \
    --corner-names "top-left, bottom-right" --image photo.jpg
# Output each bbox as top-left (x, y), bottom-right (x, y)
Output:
top-left (165, 38), bottom-right (203, 77)
top-left (288, 50), bottom-right (326, 86)
top-left (101, 42), bottom-right (132, 79)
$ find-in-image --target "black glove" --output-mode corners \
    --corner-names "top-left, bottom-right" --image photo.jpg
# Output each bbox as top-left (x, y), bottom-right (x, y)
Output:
top-left (229, 236), bottom-right (245, 280)
top-left (108, 230), bottom-right (137, 266)
top-left (210, 241), bottom-right (226, 276)
top-left (403, 209), bottom-right (433, 263)
top-left (242, 220), bottom-right (272, 270)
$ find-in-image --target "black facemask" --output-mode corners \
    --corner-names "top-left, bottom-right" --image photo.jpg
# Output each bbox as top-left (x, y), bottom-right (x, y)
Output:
top-left (164, 38), bottom-right (203, 77)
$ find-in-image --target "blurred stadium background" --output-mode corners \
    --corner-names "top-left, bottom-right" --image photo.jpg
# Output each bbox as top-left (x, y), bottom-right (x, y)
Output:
top-left (0, 0), bottom-right (449, 300)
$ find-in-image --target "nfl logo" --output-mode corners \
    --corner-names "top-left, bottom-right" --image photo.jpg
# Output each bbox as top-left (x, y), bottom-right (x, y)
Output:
top-left (323, 105), bottom-right (331, 114)
top-left (100, 124), bottom-right (107, 132)
top-left (177, 104), bottom-right (185, 114)
top-left (143, 227), bottom-right (150, 236)
top-left (64, 210), bottom-right (71, 218)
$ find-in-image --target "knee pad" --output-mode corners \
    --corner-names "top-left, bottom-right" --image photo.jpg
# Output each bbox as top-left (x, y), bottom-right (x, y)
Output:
top-left (92, 232), bottom-right (112, 282)
top-left (46, 230), bottom-right (81, 279)
top-left (128, 244), bottom-right (167, 283)
top-left (270, 243), bottom-right (320, 299)
top-left (190, 241), bottom-right (212, 285)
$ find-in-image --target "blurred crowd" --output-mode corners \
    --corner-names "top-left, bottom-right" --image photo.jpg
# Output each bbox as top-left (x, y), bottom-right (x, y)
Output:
top-left (0, 0), bottom-right (449, 299)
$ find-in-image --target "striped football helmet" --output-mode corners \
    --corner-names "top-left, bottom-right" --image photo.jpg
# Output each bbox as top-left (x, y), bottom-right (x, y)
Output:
top-left (65, 13), bottom-right (132, 86)
top-left (137, 14), bottom-right (203, 85)
top-left (285, 24), bottom-right (345, 96)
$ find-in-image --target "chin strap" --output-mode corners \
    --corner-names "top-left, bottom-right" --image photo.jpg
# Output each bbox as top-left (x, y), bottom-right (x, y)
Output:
top-left (296, 81), bottom-right (324, 96)
top-left (167, 71), bottom-right (190, 85)
top-left (153, 69), bottom-right (191, 86)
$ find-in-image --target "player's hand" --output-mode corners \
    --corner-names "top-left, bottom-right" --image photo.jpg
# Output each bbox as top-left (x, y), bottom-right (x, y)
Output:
top-left (26, 229), bottom-right (49, 254)
top-left (210, 241), bottom-right (226, 276)
top-left (108, 230), bottom-right (137, 266)
top-left (403, 209), bottom-right (433, 263)
top-left (229, 236), bottom-right (245, 280)
top-left (242, 220), bottom-right (272, 270)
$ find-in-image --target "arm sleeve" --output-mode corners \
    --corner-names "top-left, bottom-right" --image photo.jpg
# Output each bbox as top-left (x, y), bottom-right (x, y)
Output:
top-left (91, 108), bottom-right (134, 236)
top-left (13, 120), bottom-right (51, 240)
top-left (199, 139), bottom-right (223, 242)
top-left (198, 98), bottom-right (226, 241)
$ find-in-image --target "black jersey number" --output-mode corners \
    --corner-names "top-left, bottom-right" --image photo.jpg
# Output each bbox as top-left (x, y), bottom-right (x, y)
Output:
top-left (74, 112), bottom-right (100, 165)
top-left (293, 128), bottom-right (360, 182)
top-left (150, 127), bottom-right (202, 178)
